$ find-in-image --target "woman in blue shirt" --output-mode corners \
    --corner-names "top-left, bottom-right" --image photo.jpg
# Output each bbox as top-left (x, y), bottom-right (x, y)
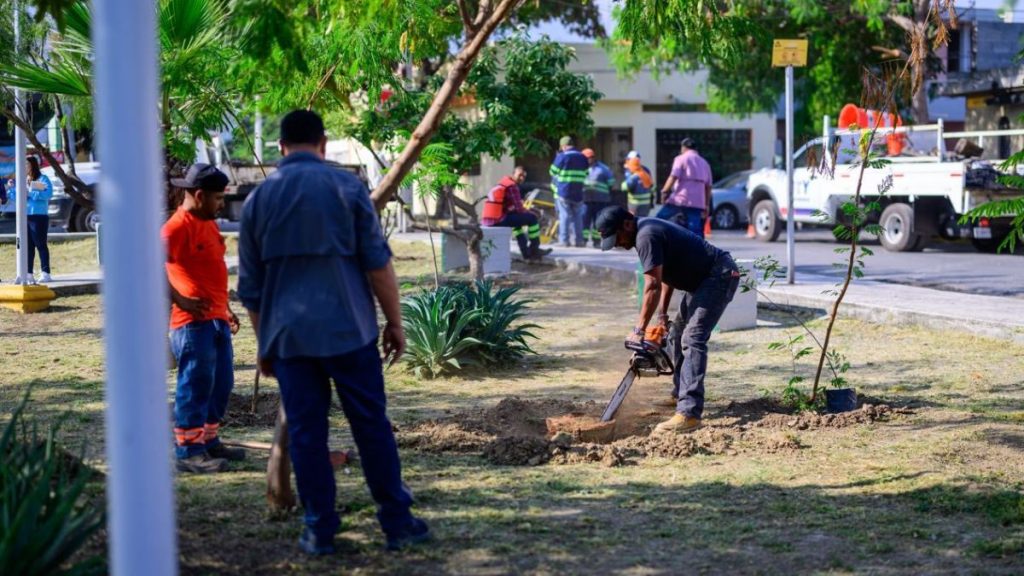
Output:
top-left (5, 156), bottom-right (54, 283)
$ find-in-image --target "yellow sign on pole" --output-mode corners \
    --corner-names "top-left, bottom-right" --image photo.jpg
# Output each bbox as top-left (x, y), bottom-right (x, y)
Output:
top-left (772, 39), bottom-right (808, 67)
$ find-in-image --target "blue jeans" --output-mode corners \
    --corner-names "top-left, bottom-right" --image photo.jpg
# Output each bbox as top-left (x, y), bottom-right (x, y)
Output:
top-left (669, 256), bottom-right (740, 418)
top-left (27, 215), bottom-right (50, 274)
top-left (170, 319), bottom-right (235, 458)
top-left (272, 343), bottom-right (415, 543)
top-left (655, 204), bottom-right (705, 238)
top-left (556, 196), bottom-right (586, 246)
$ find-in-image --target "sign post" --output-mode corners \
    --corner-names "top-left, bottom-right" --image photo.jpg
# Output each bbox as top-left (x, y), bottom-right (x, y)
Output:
top-left (772, 39), bottom-right (808, 285)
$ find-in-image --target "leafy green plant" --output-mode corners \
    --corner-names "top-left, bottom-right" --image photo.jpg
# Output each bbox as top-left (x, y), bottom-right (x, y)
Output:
top-left (401, 285), bottom-right (483, 378)
top-left (0, 391), bottom-right (104, 576)
top-left (461, 280), bottom-right (539, 366)
top-left (400, 280), bottom-right (539, 378)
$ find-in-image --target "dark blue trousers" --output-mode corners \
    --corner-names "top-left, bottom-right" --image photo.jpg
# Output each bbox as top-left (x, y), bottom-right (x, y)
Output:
top-left (669, 256), bottom-right (740, 418)
top-left (655, 204), bottom-right (705, 238)
top-left (170, 319), bottom-right (235, 458)
top-left (273, 342), bottom-right (414, 542)
top-left (27, 215), bottom-right (50, 274)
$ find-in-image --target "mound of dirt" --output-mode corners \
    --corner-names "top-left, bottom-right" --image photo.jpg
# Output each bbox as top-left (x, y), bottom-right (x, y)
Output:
top-left (223, 392), bottom-right (281, 427)
top-left (483, 436), bottom-right (552, 466)
top-left (751, 403), bottom-right (912, 430)
top-left (453, 397), bottom-right (596, 437)
top-left (397, 422), bottom-right (493, 454)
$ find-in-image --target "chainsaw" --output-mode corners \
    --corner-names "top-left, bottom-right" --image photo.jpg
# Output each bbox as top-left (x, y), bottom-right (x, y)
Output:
top-left (600, 325), bottom-right (675, 422)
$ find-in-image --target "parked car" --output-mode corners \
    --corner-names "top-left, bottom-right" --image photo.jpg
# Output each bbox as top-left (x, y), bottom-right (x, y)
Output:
top-left (0, 162), bottom-right (100, 232)
top-left (710, 170), bottom-right (753, 230)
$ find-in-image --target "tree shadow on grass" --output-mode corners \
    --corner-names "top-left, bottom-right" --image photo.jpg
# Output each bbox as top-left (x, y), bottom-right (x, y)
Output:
top-left (170, 464), bottom-right (1024, 576)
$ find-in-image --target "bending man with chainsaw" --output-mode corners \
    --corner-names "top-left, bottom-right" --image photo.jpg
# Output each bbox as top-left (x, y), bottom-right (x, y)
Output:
top-left (481, 166), bottom-right (550, 260)
top-left (596, 206), bottom-right (740, 434)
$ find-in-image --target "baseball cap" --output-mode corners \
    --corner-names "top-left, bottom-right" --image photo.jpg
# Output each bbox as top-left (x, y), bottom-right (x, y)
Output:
top-left (626, 150), bottom-right (640, 160)
top-left (559, 135), bottom-right (574, 147)
top-left (595, 205), bottom-right (633, 251)
top-left (170, 163), bottom-right (229, 191)
top-left (581, 148), bottom-right (595, 159)
top-left (681, 137), bottom-right (696, 149)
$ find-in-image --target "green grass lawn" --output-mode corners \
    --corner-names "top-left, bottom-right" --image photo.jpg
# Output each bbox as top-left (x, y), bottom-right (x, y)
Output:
top-left (2, 238), bottom-right (1023, 575)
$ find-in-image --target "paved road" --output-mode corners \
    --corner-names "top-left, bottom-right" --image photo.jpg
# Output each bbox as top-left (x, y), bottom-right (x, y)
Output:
top-left (710, 228), bottom-right (1024, 298)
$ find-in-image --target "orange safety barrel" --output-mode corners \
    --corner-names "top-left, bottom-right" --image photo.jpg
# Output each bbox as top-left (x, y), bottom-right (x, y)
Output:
top-left (837, 103), bottom-right (905, 156)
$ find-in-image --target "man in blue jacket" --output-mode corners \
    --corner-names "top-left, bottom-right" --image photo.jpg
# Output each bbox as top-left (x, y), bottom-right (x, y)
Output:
top-left (581, 148), bottom-right (614, 248)
top-left (238, 110), bottom-right (429, 556)
top-left (549, 136), bottom-right (589, 247)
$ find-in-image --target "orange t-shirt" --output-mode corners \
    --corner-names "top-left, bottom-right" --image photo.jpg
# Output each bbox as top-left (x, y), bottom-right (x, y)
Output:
top-left (162, 207), bottom-right (230, 330)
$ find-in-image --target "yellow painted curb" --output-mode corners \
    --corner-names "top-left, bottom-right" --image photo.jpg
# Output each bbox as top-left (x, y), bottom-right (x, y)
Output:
top-left (0, 284), bottom-right (58, 313)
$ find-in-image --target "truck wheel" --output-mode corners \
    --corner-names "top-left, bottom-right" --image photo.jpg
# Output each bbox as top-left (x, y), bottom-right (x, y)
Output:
top-left (879, 203), bottom-right (923, 252)
top-left (73, 206), bottom-right (100, 233)
top-left (752, 199), bottom-right (781, 242)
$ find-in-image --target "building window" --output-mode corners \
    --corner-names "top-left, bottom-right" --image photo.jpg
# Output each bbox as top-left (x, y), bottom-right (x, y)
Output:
top-left (998, 116), bottom-right (1011, 160)
top-left (654, 129), bottom-right (753, 184)
top-left (947, 29), bottom-right (961, 73)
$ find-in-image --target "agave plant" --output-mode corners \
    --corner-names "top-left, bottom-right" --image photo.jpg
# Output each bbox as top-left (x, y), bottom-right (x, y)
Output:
top-left (462, 279), bottom-right (538, 366)
top-left (0, 391), bottom-right (104, 576)
top-left (401, 285), bottom-right (483, 378)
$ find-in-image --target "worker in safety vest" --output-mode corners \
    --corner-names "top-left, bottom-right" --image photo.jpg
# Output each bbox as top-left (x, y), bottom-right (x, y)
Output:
top-left (581, 148), bottom-right (614, 248)
top-left (549, 136), bottom-right (589, 247)
top-left (622, 151), bottom-right (654, 217)
top-left (481, 166), bottom-right (551, 260)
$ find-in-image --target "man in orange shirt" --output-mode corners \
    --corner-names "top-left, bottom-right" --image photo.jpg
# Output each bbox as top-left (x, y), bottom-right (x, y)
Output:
top-left (164, 163), bottom-right (244, 474)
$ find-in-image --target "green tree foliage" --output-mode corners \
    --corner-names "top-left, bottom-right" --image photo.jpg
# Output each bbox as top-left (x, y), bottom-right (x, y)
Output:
top-left (608, 0), bottom-right (943, 136)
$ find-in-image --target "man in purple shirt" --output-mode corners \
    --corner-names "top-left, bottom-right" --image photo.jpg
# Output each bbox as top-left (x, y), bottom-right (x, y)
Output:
top-left (656, 138), bottom-right (713, 238)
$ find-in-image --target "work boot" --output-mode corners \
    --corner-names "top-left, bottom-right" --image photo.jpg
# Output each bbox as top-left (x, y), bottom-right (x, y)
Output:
top-left (386, 517), bottom-right (432, 551)
top-left (176, 452), bottom-right (229, 474)
top-left (530, 247), bottom-right (552, 260)
top-left (299, 528), bottom-right (337, 556)
top-left (652, 413), bottom-right (701, 435)
top-left (207, 443), bottom-right (247, 461)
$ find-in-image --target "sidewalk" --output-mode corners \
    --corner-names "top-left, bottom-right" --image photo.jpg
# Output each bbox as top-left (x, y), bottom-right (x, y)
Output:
top-left (530, 242), bottom-right (1024, 344)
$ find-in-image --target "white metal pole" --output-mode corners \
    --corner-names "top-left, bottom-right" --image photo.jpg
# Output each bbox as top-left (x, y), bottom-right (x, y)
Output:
top-left (13, 0), bottom-right (29, 285)
top-left (785, 65), bottom-right (795, 285)
top-left (254, 107), bottom-right (264, 164)
top-left (93, 0), bottom-right (177, 574)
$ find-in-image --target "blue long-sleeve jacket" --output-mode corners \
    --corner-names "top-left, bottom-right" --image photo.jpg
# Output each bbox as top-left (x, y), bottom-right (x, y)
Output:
top-left (549, 147), bottom-right (588, 202)
top-left (5, 175), bottom-right (53, 216)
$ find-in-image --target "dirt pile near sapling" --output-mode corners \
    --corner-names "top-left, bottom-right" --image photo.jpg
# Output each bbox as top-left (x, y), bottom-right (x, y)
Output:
top-left (223, 392), bottom-right (281, 427)
top-left (482, 436), bottom-right (552, 466)
top-left (751, 403), bottom-right (912, 430)
top-left (454, 396), bottom-right (597, 437)
top-left (397, 422), bottom-right (493, 453)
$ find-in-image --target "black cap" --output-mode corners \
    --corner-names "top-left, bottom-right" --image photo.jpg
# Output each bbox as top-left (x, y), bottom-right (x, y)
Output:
top-left (170, 163), bottom-right (229, 191)
top-left (595, 205), bottom-right (633, 251)
top-left (681, 137), bottom-right (696, 149)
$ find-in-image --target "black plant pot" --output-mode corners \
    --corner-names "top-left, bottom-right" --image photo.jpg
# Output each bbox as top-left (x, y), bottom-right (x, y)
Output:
top-left (825, 388), bottom-right (858, 414)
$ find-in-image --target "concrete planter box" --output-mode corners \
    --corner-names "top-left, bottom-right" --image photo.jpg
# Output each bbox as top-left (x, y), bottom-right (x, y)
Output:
top-left (441, 226), bottom-right (512, 276)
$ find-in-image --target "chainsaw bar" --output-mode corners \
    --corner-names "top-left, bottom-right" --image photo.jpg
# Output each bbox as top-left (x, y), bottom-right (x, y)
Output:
top-left (601, 368), bottom-right (637, 422)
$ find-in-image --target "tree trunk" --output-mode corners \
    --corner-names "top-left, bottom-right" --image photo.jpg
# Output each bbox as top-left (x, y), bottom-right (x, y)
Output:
top-left (266, 405), bottom-right (296, 512)
top-left (909, 57), bottom-right (930, 124)
top-left (369, 0), bottom-right (523, 212)
top-left (467, 230), bottom-right (484, 281)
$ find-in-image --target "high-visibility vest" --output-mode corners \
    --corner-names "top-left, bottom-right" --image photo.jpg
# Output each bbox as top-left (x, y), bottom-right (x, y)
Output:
top-left (482, 183), bottom-right (508, 221)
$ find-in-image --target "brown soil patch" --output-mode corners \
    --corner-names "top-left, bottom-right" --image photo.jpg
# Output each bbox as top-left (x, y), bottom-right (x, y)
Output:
top-left (396, 394), bottom-right (912, 467)
top-left (223, 392), bottom-right (281, 428)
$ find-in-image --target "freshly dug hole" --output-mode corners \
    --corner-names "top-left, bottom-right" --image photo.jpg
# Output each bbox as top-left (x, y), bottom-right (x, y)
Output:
top-left (223, 392), bottom-right (281, 427)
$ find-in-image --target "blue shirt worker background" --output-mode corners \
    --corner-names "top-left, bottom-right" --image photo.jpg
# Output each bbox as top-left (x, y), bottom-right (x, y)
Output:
top-left (581, 148), bottom-right (614, 249)
top-left (596, 207), bottom-right (740, 435)
top-left (238, 110), bottom-right (430, 556)
top-left (549, 135), bottom-right (589, 247)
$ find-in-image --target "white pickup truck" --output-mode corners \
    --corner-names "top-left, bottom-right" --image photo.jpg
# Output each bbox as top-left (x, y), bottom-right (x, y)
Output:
top-left (746, 119), bottom-right (1024, 252)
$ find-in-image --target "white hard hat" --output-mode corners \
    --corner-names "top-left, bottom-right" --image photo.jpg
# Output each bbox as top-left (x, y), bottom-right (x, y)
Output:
top-left (626, 150), bottom-right (640, 160)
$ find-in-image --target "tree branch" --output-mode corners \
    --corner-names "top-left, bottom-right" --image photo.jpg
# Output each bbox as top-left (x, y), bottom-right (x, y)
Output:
top-left (0, 107), bottom-right (94, 210)
top-left (456, 0), bottom-right (478, 40)
top-left (369, 0), bottom-right (524, 212)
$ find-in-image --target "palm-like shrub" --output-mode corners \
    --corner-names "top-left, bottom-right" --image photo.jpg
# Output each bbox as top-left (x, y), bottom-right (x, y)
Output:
top-left (400, 280), bottom-right (538, 378)
top-left (0, 393), bottom-right (103, 576)
top-left (462, 280), bottom-right (539, 366)
top-left (401, 285), bottom-right (483, 378)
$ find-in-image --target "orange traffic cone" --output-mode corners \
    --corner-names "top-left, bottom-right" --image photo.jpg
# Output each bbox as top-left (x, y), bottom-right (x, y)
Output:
top-left (746, 223), bottom-right (755, 238)
top-left (704, 216), bottom-right (712, 238)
